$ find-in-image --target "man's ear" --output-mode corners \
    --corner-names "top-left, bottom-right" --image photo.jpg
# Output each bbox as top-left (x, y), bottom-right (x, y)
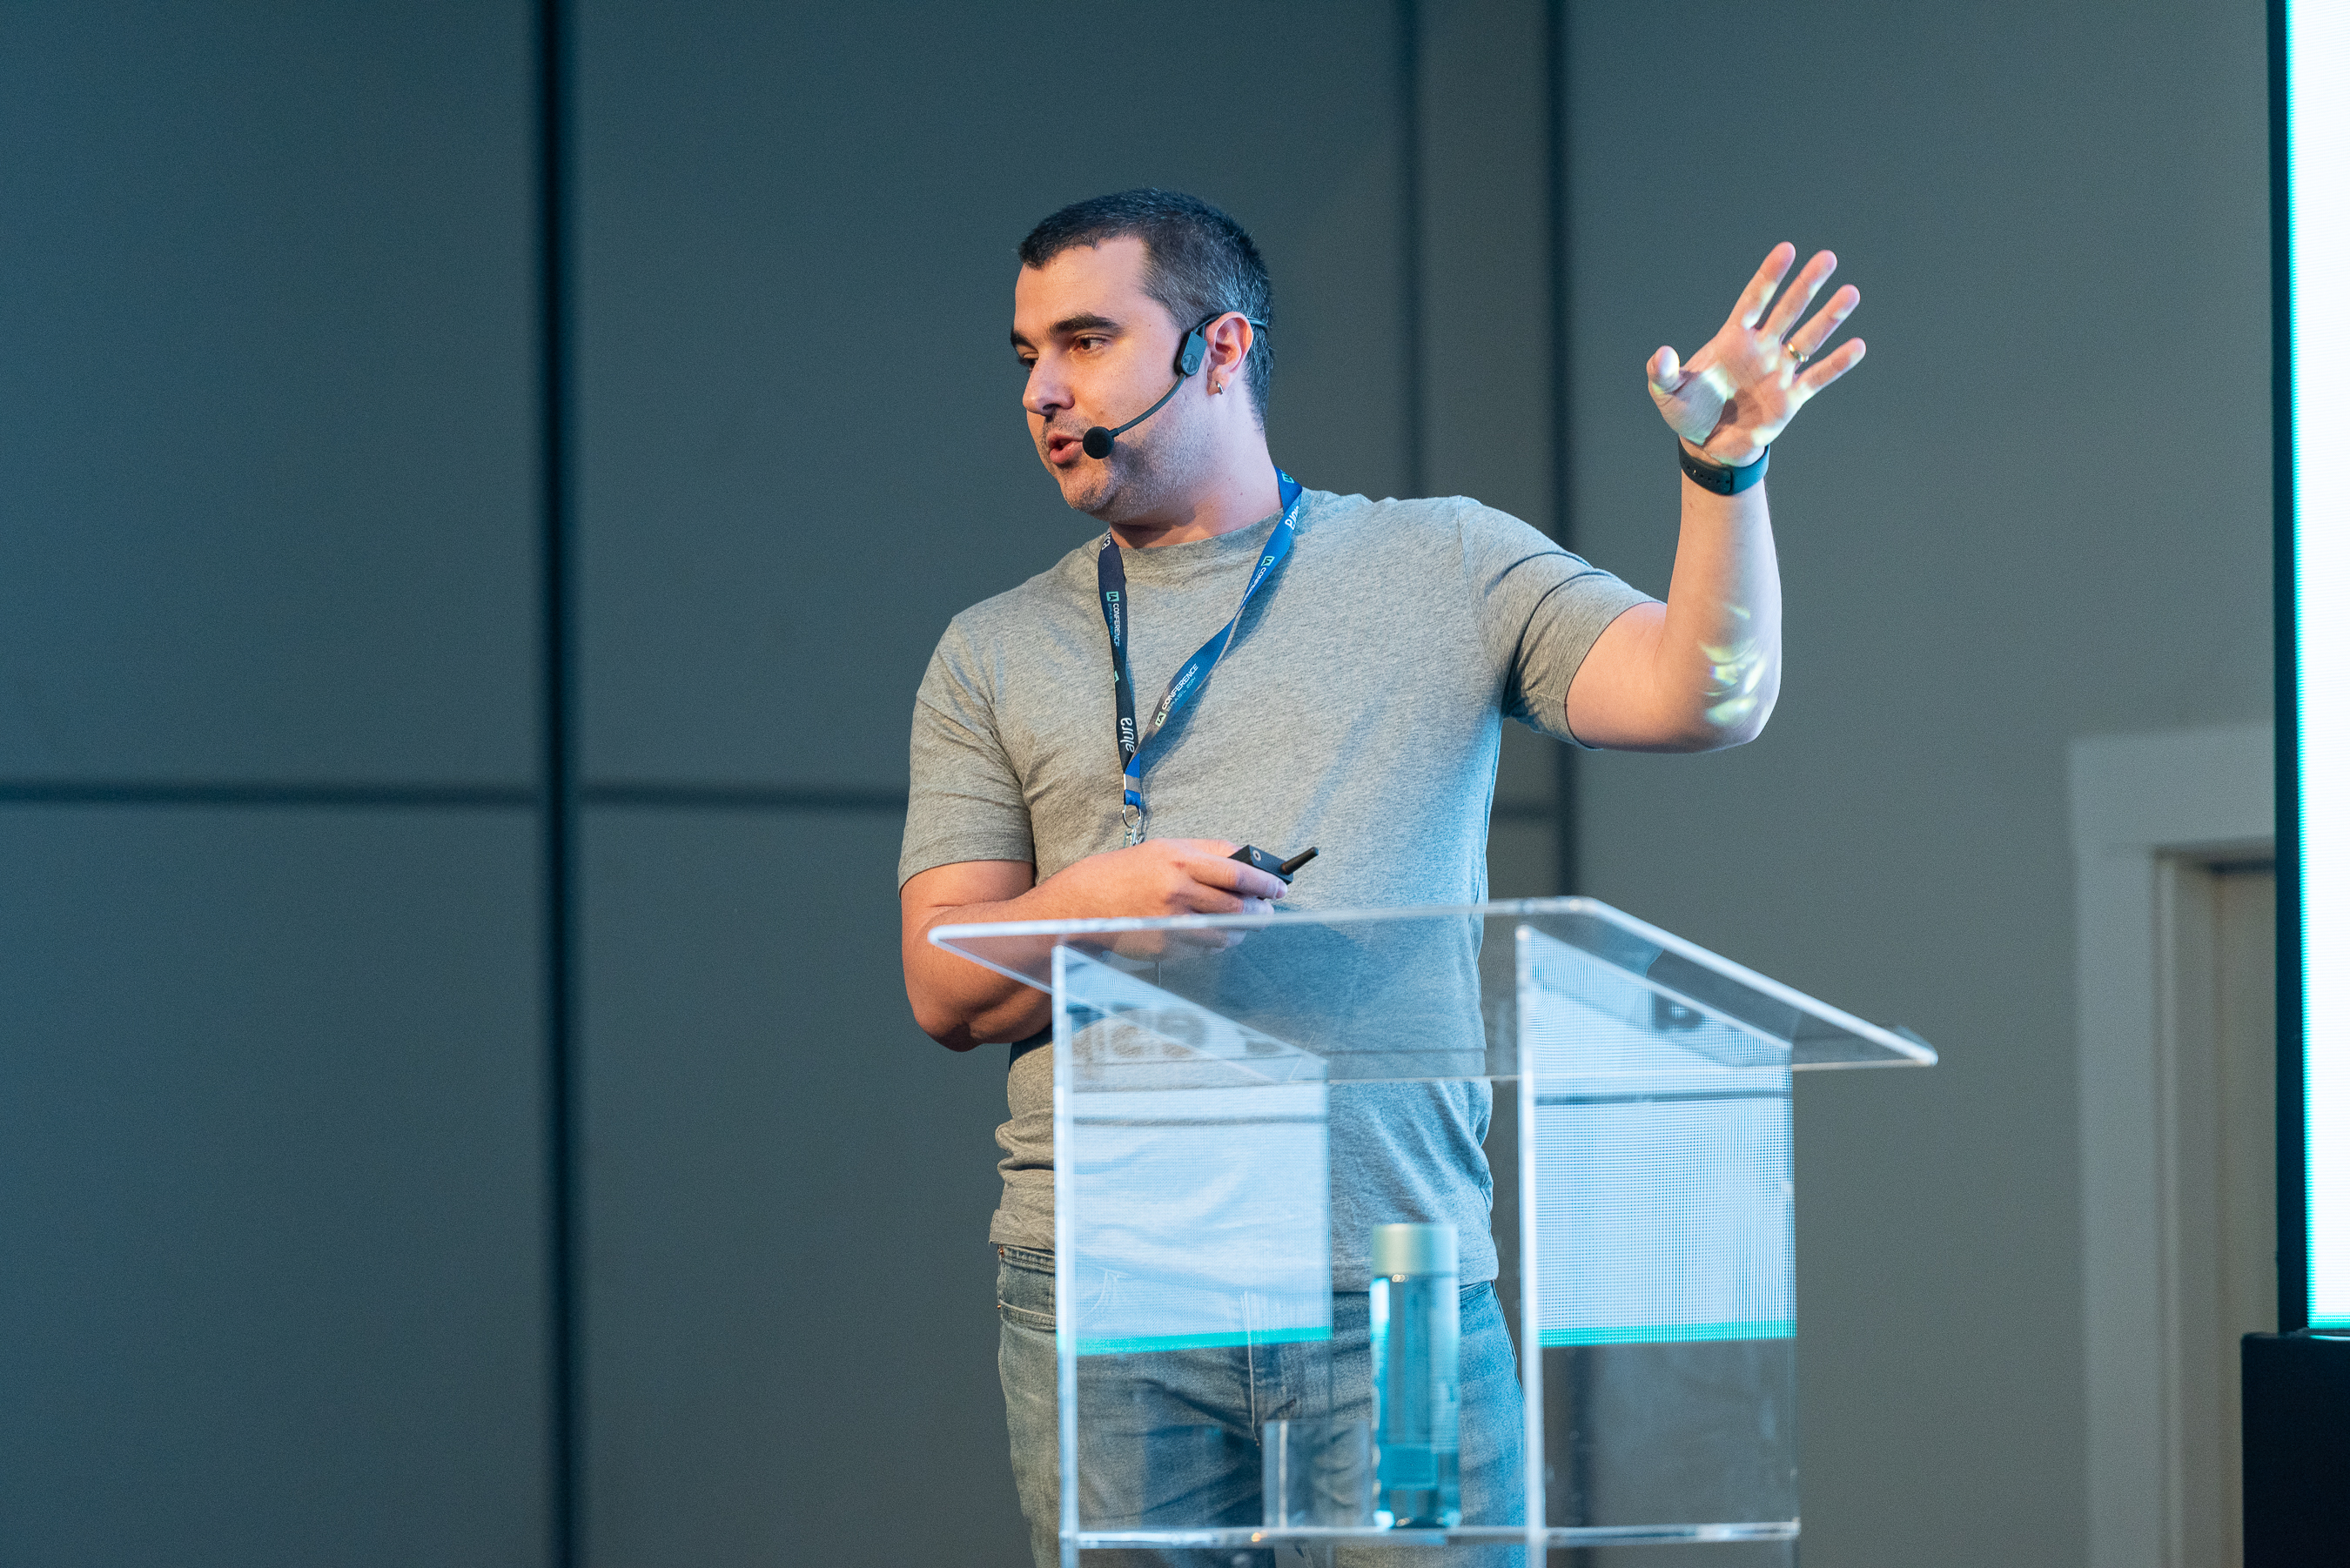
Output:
top-left (1205, 314), bottom-right (1255, 379)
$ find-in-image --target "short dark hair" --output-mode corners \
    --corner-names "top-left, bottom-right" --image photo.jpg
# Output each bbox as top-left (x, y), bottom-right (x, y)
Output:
top-left (1018, 189), bottom-right (1274, 422)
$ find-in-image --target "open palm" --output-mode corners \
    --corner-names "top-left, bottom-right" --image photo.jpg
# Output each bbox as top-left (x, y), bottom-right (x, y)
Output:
top-left (1648, 244), bottom-right (1864, 466)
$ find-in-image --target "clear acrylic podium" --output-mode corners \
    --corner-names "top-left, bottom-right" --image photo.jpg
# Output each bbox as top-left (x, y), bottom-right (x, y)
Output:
top-left (933, 898), bottom-right (1934, 1565)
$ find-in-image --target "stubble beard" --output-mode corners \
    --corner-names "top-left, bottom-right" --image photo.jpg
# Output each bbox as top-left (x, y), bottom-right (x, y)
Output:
top-left (1048, 443), bottom-right (1118, 516)
top-left (1051, 396), bottom-right (1212, 528)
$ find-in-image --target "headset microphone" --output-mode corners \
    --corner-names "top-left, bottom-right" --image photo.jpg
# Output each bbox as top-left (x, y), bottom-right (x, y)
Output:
top-left (1080, 312), bottom-right (1264, 460)
top-left (1081, 372), bottom-right (1186, 459)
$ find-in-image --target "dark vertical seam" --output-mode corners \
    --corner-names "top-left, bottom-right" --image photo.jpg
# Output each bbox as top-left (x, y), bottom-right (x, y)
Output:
top-left (1548, 6), bottom-right (1595, 1549)
top-left (1399, 0), bottom-right (1424, 500)
top-left (1548, 0), bottom-right (1580, 901)
top-left (536, 0), bottom-right (582, 1558)
top-left (2266, 0), bottom-right (2307, 1334)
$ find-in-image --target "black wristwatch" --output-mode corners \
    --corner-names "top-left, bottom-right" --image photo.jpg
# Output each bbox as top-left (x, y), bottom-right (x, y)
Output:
top-left (1678, 441), bottom-right (1769, 495)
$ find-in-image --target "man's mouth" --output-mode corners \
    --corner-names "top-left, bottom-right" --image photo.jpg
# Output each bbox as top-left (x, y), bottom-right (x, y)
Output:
top-left (1044, 431), bottom-right (1083, 467)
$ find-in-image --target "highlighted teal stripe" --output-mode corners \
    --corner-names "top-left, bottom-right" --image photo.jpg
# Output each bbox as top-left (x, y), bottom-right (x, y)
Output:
top-left (1541, 1318), bottom-right (1794, 1347)
top-left (2312, 1314), bottom-right (2350, 1330)
top-left (1074, 1325), bottom-right (1333, 1357)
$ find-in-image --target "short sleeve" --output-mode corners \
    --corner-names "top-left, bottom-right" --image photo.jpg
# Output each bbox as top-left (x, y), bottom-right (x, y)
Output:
top-left (896, 621), bottom-right (1036, 888)
top-left (1458, 505), bottom-right (1655, 748)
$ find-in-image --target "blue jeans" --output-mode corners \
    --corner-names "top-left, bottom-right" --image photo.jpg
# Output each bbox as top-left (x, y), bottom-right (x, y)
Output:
top-left (997, 1244), bottom-right (1526, 1567)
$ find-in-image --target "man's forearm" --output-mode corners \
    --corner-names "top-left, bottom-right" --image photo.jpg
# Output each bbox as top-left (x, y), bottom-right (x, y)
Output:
top-left (902, 840), bottom-right (1288, 1051)
top-left (1649, 463), bottom-right (1783, 747)
top-left (903, 879), bottom-right (1090, 1051)
top-left (1599, 238), bottom-right (1851, 754)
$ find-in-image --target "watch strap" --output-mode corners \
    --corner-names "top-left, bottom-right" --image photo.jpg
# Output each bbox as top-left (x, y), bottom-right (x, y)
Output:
top-left (1678, 441), bottom-right (1769, 495)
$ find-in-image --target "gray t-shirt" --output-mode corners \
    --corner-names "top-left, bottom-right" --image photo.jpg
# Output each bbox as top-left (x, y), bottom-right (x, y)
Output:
top-left (898, 487), bottom-right (1653, 1287)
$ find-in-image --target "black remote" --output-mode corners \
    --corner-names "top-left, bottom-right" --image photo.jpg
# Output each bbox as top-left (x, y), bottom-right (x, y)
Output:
top-left (1229, 845), bottom-right (1318, 882)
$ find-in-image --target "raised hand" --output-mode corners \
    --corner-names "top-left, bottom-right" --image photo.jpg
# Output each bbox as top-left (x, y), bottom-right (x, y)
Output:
top-left (1647, 244), bottom-right (1863, 466)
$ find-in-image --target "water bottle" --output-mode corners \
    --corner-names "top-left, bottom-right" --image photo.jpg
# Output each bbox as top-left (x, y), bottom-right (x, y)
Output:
top-left (1368, 1222), bottom-right (1460, 1528)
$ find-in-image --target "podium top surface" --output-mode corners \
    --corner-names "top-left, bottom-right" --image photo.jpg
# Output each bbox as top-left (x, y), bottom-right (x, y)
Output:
top-left (932, 896), bottom-right (1935, 1073)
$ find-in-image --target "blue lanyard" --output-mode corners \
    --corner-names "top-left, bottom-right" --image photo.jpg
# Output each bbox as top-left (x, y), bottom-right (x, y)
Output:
top-left (1097, 470), bottom-right (1304, 845)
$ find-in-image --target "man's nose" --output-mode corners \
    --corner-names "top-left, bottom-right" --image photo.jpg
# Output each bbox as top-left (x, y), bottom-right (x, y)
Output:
top-left (1024, 360), bottom-right (1070, 420)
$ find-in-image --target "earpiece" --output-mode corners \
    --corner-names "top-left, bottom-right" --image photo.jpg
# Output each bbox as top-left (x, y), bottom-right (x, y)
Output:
top-left (1176, 326), bottom-right (1208, 379)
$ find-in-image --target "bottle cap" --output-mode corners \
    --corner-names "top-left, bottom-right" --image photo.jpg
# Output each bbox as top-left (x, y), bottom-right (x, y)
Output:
top-left (1370, 1223), bottom-right (1457, 1277)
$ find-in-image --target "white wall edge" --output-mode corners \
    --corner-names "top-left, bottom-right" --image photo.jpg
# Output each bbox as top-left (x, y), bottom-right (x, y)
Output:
top-left (2069, 722), bottom-right (2273, 1568)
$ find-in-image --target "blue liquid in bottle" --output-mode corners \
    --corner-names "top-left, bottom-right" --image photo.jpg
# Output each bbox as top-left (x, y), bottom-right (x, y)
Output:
top-left (1368, 1223), bottom-right (1460, 1528)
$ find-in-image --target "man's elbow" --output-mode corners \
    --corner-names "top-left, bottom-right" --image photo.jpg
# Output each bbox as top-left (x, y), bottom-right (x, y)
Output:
top-left (906, 979), bottom-right (987, 1052)
top-left (916, 1011), bottom-right (989, 1053)
top-left (1661, 687), bottom-right (1777, 752)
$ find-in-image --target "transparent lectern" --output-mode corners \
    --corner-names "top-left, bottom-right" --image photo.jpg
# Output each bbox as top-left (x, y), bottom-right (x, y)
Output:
top-left (933, 898), bottom-right (1934, 1566)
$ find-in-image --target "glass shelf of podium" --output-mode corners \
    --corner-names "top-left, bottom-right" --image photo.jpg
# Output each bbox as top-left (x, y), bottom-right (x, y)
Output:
top-left (932, 897), bottom-right (1934, 1565)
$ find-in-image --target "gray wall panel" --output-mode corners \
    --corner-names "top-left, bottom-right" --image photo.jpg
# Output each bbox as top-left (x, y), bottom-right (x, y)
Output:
top-left (1565, 2), bottom-right (2271, 1564)
top-left (1418, 0), bottom-right (1562, 821)
top-left (0, 807), bottom-right (548, 1567)
top-left (577, 0), bottom-right (1407, 789)
top-left (1420, 0), bottom-right (1554, 534)
top-left (0, 3), bottom-right (538, 784)
top-left (581, 807), bottom-right (1026, 1567)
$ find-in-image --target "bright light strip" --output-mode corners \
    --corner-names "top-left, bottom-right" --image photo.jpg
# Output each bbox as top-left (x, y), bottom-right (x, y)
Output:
top-left (2288, 0), bottom-right (2350, 1328)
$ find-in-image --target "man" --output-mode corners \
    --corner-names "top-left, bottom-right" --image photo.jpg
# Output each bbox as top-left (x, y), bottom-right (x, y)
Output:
top-left (898, 189), bottom-right (1861, 1565)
